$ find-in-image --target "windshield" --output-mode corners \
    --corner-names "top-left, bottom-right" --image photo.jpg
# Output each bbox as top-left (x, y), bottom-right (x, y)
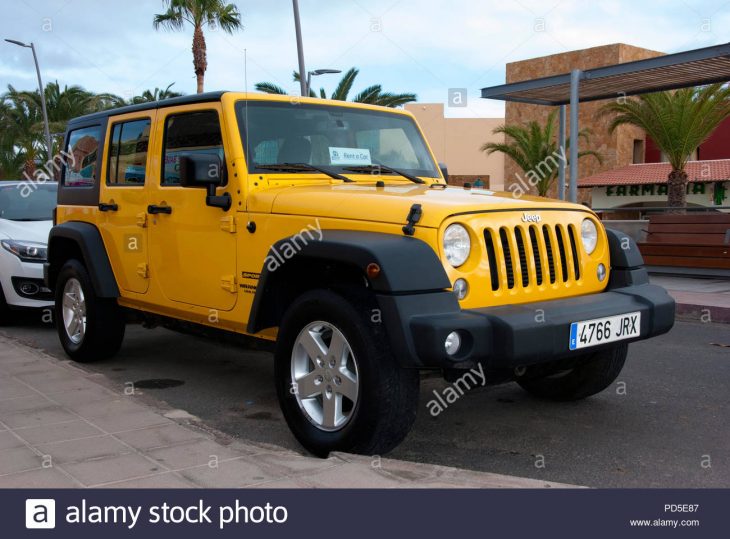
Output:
top-left (236, 101), bottom-right (440, 178)
top-left (0, 183), bottom-right (57, 221)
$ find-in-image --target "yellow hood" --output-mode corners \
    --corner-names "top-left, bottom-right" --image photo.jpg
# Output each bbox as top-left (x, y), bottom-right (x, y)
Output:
top-left (249, 183), bottom-right (589, 228)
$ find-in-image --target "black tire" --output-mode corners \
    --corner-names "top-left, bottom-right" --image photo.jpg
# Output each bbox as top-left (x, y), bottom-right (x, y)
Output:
top-left (0, 283), bottom-right (11, 326)
top-left (275, 289), bottom-right (419, 457)
top-left (55, 259), bottom-right (125, 362)
top-left (517, 344), bottom-right (628, 401)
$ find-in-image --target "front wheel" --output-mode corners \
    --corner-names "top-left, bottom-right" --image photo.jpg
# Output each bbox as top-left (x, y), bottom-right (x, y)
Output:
top-left (517, 344), bottom-right (628, 401)
top-left (0, 283), bottom-right (11, 326)
top-left (55, 259), bottom-right (125, 362)
top-left (275, 289), bottom-right (420, 457)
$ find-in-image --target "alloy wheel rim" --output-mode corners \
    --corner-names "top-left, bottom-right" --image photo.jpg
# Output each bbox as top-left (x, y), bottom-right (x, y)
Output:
top-left (62, 278), bottom-right (86, 345)
top-left (291, 321), bottom-right (359, 432)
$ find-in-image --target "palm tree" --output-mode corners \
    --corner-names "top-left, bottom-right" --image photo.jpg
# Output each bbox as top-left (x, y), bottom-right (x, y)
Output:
top-left (1, 82), bottom-right (124, 178)
top-left (153, 0), bottom-right (242, 94)
top-left (255, 67), bottom-right (417, 108)
top-left (1, 86), bottom-right (42, 177)
top-left (600, 84), bottom-right (730, 211)
top-left (0, 100), bottom-right (24, 179)
top-left (482, 110), bottom-right (602, 197)
top-left (11, 82), bottom-right (123, 159)
top-left (129, 83), bottom-right (183, 104)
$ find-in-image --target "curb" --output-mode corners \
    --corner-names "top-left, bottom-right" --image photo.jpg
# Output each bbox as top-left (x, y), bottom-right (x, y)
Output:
top-left (675, 302), bottom-right (730, 324)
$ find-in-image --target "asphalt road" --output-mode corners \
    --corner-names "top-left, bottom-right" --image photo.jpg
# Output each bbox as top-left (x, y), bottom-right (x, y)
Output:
top-left (2, 316), bottom-right (728, 488)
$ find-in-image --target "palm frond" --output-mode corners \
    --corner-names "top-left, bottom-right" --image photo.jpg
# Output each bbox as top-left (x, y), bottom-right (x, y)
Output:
top-left (254, 82), bottom-right (288, 95)
top-left (331, 68), bottom-right (358, 101)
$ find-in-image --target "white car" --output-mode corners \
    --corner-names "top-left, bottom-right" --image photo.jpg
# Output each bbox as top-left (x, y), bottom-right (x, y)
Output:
top-left (0, 181), bottom-right (57, 324)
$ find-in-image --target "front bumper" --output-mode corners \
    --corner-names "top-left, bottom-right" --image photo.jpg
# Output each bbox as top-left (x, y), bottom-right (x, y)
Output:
top-left (0, 255), bottom-right (53, 309)
top-left (378, 281), bottom-right (675, 369)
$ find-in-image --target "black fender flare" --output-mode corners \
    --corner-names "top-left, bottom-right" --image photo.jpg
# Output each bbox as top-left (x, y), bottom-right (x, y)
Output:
top-left (246, 230), bottom-right (451, 334)
top-left (45, 221), bottom-right (120, 297)
top-left (605, 228), bottom-right (649, 289)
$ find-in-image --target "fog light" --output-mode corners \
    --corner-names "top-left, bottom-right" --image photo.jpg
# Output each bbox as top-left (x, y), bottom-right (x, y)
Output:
top-left (19, 282), bottom-right (40, 296)
top-left (444, 331), bottom-right (461, 356)
top-left (597, 263), bottom-right (607, 281)
top-left (453, 278), bottom-right (469, 300)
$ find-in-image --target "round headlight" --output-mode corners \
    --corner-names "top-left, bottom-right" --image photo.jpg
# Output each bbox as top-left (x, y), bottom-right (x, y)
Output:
top-left (581, 219), bottom-right (598, 255)
top-left (443, 224), bottom-right (471, 267)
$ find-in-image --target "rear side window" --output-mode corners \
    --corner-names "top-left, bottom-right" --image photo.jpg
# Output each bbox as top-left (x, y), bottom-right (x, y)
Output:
top-left (162, 110), bottom-right (225, 186)
top-left (64, 126), bottom-right (101, 187)
top-left (107, 119), bottom-right (151, 186)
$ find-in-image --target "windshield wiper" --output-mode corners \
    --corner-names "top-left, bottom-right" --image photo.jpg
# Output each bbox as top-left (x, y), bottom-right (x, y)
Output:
top-left (344, 163), bottom-right (425, 184)
top-left (256, 163), bottom-right (354, 182)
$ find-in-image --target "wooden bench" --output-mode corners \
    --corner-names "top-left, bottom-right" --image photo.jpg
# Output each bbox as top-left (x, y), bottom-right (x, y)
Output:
top-left (638, 214), bottom-right (730, 272)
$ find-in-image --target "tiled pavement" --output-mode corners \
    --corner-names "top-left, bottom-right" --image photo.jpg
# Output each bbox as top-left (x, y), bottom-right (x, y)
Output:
top-left (0, 335), bottom-right (573, 489)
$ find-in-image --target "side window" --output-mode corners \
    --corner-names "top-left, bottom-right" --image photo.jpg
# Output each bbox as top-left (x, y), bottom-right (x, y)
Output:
top-left (162, 110), bottom-right (225, 186)
top-left (107, 118), bottom-right (151, 186)
top-left (64, 126), bottom-right (101, 187)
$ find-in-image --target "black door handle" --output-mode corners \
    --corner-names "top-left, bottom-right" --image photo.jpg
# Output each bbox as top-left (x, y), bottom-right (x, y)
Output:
top-left (98, 202), bottom-right (118, 212)
top-left (147, 204), bottom-right (172, 215)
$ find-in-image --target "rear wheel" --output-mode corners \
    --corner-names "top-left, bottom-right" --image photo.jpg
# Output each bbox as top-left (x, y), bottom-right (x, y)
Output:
top-left (55, 259), bottom-right (125, 362)
top-left (517, 344), bottom-right (628, 401)
top-left (275, 289), bottom-right (419, 457)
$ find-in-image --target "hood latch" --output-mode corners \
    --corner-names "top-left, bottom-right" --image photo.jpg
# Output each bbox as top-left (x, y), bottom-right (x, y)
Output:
top-left (402, 203), bottom-right (422, 236)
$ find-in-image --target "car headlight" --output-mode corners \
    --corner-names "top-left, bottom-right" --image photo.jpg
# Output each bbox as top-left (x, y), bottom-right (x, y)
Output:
top-left (0, 240), bottom-right (48, 263)
top-left (580, 219), bottom-right (598, 255)
top-left (443, 224), bottom-right (471, 267)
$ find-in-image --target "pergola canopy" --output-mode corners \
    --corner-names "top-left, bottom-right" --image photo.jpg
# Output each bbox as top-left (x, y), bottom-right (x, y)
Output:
top-left (479, 42), bottom-right (730, 202)
top-left (480, 42), bottom-right (730, 106)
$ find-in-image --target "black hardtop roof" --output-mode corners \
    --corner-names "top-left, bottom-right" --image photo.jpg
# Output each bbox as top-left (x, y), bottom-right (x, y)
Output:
top-left (66, 91), bottom-right (227, 127)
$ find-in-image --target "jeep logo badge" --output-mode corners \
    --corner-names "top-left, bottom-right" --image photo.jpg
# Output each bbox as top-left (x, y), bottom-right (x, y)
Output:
top-left (521, 212), bottom-right (541, 223)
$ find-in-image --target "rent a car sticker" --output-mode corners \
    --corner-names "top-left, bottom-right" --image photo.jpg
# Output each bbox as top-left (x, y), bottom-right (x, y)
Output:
top-left (328, 147), bottom-right (372, 166)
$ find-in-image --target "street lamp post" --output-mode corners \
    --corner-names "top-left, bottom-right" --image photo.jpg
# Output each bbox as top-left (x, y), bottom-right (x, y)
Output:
top-left (307, 69), bottom-right (342, 96)
top-left (291, 0), bottom-right (308, 96)
top-left (5, 39), bottom-right (53, 161)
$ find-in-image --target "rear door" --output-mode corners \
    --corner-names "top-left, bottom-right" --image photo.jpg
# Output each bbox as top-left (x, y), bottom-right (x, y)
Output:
top-left (97, 112), bottom-right (154, 294)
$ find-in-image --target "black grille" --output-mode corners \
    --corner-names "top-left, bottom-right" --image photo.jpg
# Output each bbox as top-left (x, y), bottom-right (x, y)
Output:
top-left (514, 227), bottom-right (529, 287)
top-left (485, 230), bottom-right (500, 291)
top-left (484, 224), bottom-right (583, 291)
top-left (529, 226), bottom-right (543, 286)
top-left (542, 226), bottom-right (556, 283)
top-left (499, 228), bottom-right (515, 289)
top-left (568, 225), bottom-right (581, 280)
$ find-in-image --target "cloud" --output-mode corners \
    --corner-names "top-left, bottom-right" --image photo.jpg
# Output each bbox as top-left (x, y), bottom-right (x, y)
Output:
top-left (0, 0), bottom-right (727, 117)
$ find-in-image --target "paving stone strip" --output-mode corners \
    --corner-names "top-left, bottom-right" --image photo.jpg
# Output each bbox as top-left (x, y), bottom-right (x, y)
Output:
top-left (0, 335), bottom-right (575, 488)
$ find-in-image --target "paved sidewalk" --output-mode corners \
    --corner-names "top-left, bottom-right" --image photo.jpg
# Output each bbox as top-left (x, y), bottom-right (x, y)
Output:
top-left (0, 335), bottom-right (572, 489)
top-left (650, 275), bottom-right (730, 323)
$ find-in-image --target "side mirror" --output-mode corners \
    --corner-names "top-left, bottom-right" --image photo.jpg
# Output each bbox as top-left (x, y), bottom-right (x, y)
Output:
top-left (178, 154), bottom-right (230, 210)
top-left (438, 162), bottom-right (449, 183)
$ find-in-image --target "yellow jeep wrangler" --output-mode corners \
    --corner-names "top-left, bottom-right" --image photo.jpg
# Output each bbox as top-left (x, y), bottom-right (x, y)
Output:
top-left (45, 92), bottom-right (674, 456)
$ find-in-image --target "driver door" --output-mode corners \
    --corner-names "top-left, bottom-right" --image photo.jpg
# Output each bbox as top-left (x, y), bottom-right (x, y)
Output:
top-left (146, 104), bottom-right (237, 312)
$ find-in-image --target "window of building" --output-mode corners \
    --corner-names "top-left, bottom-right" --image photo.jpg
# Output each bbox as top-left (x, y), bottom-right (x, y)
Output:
top-left (162, 110), bottom-right (225, 186)
top-left (632, 139), bottom-right (644, 164)
top-left (107, 119), bottom-right (151, 185)
top-left (64, 126), bottom-right (101, 187)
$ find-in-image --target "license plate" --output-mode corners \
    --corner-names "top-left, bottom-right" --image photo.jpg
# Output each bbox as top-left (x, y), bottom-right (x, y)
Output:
top-left (569, 312), bottom-right (641, 350)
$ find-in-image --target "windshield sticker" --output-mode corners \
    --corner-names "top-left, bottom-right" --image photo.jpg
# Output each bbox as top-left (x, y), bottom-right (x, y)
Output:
top-left (328, 147), bottom-right (372, 166)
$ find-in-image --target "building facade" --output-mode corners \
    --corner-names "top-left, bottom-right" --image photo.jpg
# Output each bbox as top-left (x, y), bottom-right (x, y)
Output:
top-left (504, 44), bottom-right (665, 200)
top-left (405, 103), bottom-right (505, 189)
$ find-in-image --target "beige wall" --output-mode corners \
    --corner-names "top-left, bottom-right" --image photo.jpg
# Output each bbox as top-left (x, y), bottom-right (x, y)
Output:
top-left (504, 43), bottom-right (664, 201)
top-left (406, 103), bottom-right (505, 190)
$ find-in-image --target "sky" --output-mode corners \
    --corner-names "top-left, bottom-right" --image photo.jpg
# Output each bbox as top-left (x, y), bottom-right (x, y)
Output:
top-left (2, 0), bottom-right (729, 119)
